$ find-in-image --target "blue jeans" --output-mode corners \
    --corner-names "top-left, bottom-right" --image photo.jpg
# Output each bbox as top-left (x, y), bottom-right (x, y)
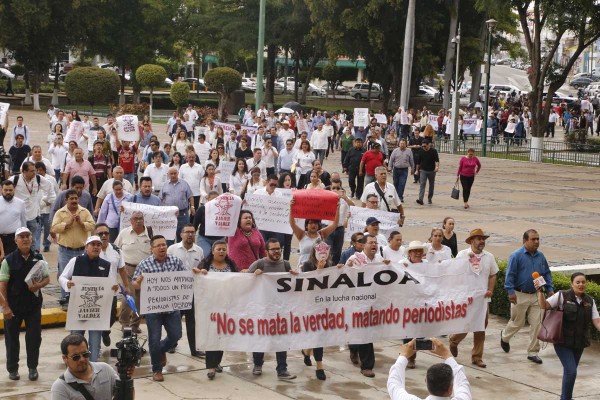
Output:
top-left (123, 172), bottom-right (135, 186)
top-left (40, 213), bottom-right (51, 249)
top-left (145, 311), bottom-right (182, 373)
top-left (72, 330), bottom-right (102, 362)
top-left (26, 218), bottom-right (41, 253)
top-left (554, 344), bottom-right (584, 400)
top-left (197, 235), bottom-right (223, 257)
top-left (393, 167), bottom-right (409, 201)
top-left (58, 246), bottom-right (84, 300)
top-left (253, 351), bottom-right (287, 373)
top-left (313, 149), bottom-right (325, 164)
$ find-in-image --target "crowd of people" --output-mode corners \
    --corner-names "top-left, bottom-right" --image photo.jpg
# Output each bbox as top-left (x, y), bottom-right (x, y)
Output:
top-left (0, 105), bottom-right (597, 400)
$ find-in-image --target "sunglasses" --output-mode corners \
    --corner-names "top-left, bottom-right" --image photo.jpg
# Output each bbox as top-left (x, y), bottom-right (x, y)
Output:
top-left (67, 351), bottom-right (91, 361)
top-left (97, 231), bottom-right (110, 236)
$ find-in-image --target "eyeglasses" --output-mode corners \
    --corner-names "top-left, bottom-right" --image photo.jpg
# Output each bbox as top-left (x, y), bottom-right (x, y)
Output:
top-left (97, 231), bottom-right (110, 236)
top-left (182, 231), bottom-right (195, 235)
top-left (269, 183), bottom-right (277, 187)
top-left (67, 351), bottom-right (91, 361)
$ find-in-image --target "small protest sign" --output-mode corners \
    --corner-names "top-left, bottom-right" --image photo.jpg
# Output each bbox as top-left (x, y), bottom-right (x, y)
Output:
top-left (217, 160), bottom-right (236, 177)
top-left (66, 276), bottom-right (114, 331)
top-left (353, 108), bottom-right (369, 127)
top-left (140, 271), bottom-right (194, 314)
top-left (120, 202), bottom-right (178, 240)
top-left (204, 193), bottom-right (242, 237)
top-left (116, 115), bottom-right (139, 142)
top-left (291, 189), bottom-right (338, 221)
top-left (374, 113), bottom-right (387, 124)
top-left (244, 193), bottom-right (293, 235)
top-left (346, 206), bottom-right (399, 241)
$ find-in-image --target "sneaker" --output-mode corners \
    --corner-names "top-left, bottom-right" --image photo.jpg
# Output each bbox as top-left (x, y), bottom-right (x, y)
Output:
top-left (102, 332), bottom-right (111, 347)
top-left (277, 370), bottom-right (297, 380)
top-left (252, 365), bottom-right (262, 375)
top-left (416, 199), bottom-right (424, 205)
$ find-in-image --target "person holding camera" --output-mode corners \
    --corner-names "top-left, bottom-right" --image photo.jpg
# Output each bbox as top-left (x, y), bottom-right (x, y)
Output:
top-left (535, 272), bottom-right (600, 400)
top-left (387, 338), bottom-right (471, 400)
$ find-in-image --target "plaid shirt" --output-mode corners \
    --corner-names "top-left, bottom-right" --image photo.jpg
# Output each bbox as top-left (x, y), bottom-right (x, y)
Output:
top-left (132, 254), bottom-right (186, 279)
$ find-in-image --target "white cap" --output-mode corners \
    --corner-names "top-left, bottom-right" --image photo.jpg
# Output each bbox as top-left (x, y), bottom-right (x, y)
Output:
top-left (85, 236), bottom-right (102, 245)
top-left (15, 227), bottom-right (31, 236)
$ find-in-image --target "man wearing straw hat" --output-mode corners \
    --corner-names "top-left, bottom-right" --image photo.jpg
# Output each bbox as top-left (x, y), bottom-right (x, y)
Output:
top-left (449, 228), bottom-right (498, 368)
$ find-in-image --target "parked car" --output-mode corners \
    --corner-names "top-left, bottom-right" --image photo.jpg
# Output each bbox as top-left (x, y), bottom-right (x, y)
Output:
top-left (480, 84), bottom-right (521, 97)
top-left (182, 78), bottom-right (205, 90)
top-left (298, 82), bottom-right (326, 97)
top-left (458, 82), bottom-right (471, 97)
top-left (321, 83), bottom-right (349, 95)
top-left (417, 86), bottom-right (436, 102)
top-left (586, 82), bottom-right (600, 96)
top-left (241, 77), bottom-right (256, 93)
top-left (97, 63), bottom-right (119, 73)
top-left (496, 58), bottom-right (513, 65)
top-left (570, 77), bottom-right (593, 88)
top-left (350, 83), bottom-right (383, 100)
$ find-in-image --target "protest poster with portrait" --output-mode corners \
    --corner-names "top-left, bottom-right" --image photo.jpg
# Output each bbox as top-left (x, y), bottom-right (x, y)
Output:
top-left (204, 193), bottom-right (242, 237)
top-left (116, 115), bottom-right (140, 142)
top-left (66, 276), bottom-right (114, 331)
top-left (120, 202), bottom-right (178, 240)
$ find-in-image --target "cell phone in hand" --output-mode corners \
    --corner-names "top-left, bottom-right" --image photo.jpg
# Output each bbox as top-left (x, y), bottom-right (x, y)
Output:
top-left (414, 339), bottom-right (435, 351)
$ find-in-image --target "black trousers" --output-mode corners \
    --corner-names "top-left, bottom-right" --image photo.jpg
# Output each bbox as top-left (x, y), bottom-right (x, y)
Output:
top-left (459, 175), bottom-right (475, 203)
top-left (347, 169), bottom-right (365, 198)
top-left (104, 296), bottom-right (118, 339)
top-left (1, 234), bottom-right (16, 256)
top-left (206, 351), bottom-right (224, 369)
top-left (4, 307), bottom-right (42, 373)
top-left (312, 347), bottom-right (324, 362)
top-left (348, 343), bottom-right (374, 370)
top-left (181, 303), bottom-right (196, 353)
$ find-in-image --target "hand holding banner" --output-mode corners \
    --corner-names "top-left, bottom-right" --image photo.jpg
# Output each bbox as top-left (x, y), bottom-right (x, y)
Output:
top-left (204, 193), bottom-right (242, 237)
top-left (66, 276), bottom-right (115, 331)
top-left (291, 189), bottom-right (338, 221)
top-left (140, 271), bottom-right (194, 314)
top-left (353, 108), bottom-right (369, 127)
top-left (120, 202), bottom-right (178, 240)
top-left (116, 115), bottom-right (139, 142)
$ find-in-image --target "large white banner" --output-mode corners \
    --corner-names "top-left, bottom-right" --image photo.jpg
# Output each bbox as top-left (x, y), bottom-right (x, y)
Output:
top-left (116, 115), bottom-right (140, 142)
top-left (140, 271), bottom-right (194, 314)
top-left (346, 206), bottom-right (399, 241)
top-left (204, 193), bottom-right (242, 237)
top-left (0, 102), bottom-right (9, 126)
top-left (353, 108), bottom-right (369, 127)
top-left (462, 118), bottom-right (480, 135)
top-left (66, 277), bottom-right (114, 331)
top-left (214, 121), bottom-right (258, 137)
top-left (244, 193), bottom-right (293, 234)
top-left (195, 261), bottom-right (487, 352)
top-left (120, 201), bottom-right (178, 240)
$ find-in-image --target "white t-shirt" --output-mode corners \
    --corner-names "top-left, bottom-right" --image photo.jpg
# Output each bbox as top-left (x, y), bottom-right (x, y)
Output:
top-left (382, 246), bottom-right (407, 263)
top-left (360, 182), bottom-right (401, 212)
top-left (143, 163), bottom-right (169, 191)
top-left (426, 243), bottom-right (452, 264)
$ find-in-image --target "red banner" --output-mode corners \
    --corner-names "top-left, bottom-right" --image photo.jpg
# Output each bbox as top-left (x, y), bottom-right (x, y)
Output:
top-left (291, 189), bottom-right (338, 221)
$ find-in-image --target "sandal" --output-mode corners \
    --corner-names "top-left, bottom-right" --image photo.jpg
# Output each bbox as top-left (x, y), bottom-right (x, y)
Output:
top-left (301, 350), bottom-right (312, 366)
top-left (207, 371), bottom-right (216, 380)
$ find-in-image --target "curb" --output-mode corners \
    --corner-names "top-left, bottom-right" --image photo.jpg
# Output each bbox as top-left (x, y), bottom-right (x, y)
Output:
top-left (0, 303), bottom-right (122, 330)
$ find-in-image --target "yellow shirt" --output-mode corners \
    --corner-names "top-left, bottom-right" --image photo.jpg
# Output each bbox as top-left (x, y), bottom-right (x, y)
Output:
top-left (51, 205), bottom-right (95, 248)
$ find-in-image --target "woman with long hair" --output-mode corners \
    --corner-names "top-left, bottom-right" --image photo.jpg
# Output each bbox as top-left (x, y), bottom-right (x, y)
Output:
top-left (200, 164), bottom-right (222, 204)
top-left (205, 148), bottom-right (221, 170)
top-left (276, 172), bottom-right (296, 260)
top-left (305, 170), bottom-right (325, 189)
top-left (293, 140), bottom-right (316, 188)
top-left (227, 210), bottom-right (266, 271)
top-left (169, 151), bottom-right (183, 168)
top-left (240, 167), bottom-right (264, 198)
top-left (426, 228), bottom-right (452, 263)
top-left (193, 240), bottom-right (238, 380)
top-left (172, 128), bottom-right (191, 153)
top-left (456, 148), bottom-right (481, 209)
top-left (229, 158), bottom-right (248, 196)
top-left (441, 217), bottom-right (458, 257)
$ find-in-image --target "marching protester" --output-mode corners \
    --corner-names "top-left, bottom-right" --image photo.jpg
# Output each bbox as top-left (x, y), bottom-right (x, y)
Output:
top-left (456, 148), bottom-right (481, 209)
top-left (160, 167), bottom-right (194, 241)
top-left (441, 217), bottom-right (458, 257)
top-left (0, 180), bottom-right (27, 256)
top-left (361, 166), bottom-right (405, 223)
top-left (97, 180), bottom-right (132, 242)
top-left (387, 139), bottom-right (414, 203)
top-left (228, 210), bottom-right (266, 272)
top-left (339, 232), bottom-right (365, 266)
top-left (426, 228), bottom-right (453, 264)
top-left (415, 139), bottom-right (439, 205)
top-left (193, 191), bottom-right (224, 256)
top-left (382, 231), bottom-right (405, 263)
top-left (450, 229), bottom-right (498, 368)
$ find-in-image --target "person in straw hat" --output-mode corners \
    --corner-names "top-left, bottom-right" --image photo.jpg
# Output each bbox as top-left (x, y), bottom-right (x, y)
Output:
top-left (449, 228), bottom-right (498, 368)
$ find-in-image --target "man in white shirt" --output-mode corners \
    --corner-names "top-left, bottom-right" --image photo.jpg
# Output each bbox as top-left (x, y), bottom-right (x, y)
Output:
top-left (449, 228), bottom-right (498, 368)
top-left (278, 121), bottom-right (295, 150)
top-left (166, 111), bottom-right (178, 135)
top-left (167, 223), bottom-right (204, 357)
top-left (193, 133), bottom-right (212, 162)
top-left (179, 152), bottom-right (205, 209)
top-left (94, 167), bottom-right (134, 216)
top-left (246, 148), bottom-right (267, 180)
top-left (143, 152), bottom-right (169, 194)
top-left (261, 137), bottom-right (278, 176)
top-left (361, 167), bottom-right (405, 224)
top-left (310, 123), bottom-right (328, 164)
top-left (546, 109), bottom-right (558, 138)
top-left (278, 140), bottom-right (297, 174)
top-left (387, 338), bottom-right (472, 400)
top-left (48, 133), bottom-right (69, 181)
top-left (11, 115), bottom-right (29, 146)
top-left (0, 180), bottom-right (27, 255)
top-left (184, 105), bottom-right (199, 123)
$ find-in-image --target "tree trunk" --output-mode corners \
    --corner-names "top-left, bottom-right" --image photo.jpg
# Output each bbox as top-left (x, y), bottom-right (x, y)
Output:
top-left (443, 0), bottom-right (459, 110)
top-left (149, 89), bottom-right (153, 120)
top-left (52, 61), bottom-right (60, 105)
top-left (265, 44), bottom-right (277, 106)
top-left (119, 65), bottom-right (126, 105)
top-left (24, 72), bottom-right (32, 105)
top-left (300, 51), bottom-right (319, 104)
top-left (31, 70), bottom-right (41, 111)
top-left (470, 21), bottom-right (487, 103)
top-left (293, 54), bottom-right (300, 102)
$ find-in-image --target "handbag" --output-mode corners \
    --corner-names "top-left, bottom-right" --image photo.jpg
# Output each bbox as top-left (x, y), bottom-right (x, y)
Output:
top-left (450, 183), bottom-right (460, 200)
top-left (537, 292), bottom-right (564, 344)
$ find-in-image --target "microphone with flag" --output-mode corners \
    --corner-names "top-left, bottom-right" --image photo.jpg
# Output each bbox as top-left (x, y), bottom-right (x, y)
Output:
top-left (119, 284), bottom-right (139, 318)
top-left (532, 272), bottom-right (546, 293)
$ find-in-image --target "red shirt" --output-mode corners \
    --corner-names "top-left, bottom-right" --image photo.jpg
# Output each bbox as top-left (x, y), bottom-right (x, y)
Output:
top-left (361, 150), bottom-right (384, 176)
top-left (118, 145), bottom-right (136, 173)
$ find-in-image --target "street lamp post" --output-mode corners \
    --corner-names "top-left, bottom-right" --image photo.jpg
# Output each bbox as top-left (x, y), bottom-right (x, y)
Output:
top-left (451, 24), bottom-right (461, 154)
top-left (482, 19), bottom-right (497, 157)
top-left (255, 0), bottom-right (266, 113)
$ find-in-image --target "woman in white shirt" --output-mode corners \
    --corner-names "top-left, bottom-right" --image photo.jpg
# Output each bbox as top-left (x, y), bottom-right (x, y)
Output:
top-left (305, 170), bottom-right (325, 190)
top-left (426, 228), bottom-right (452, 263)
top-left (382, 231), bottom-right (406, 263)
top-left (172, 129), bottom-right (191, 153)
top-left (205, 148), bottom-right (221, 171)
top-left (229, 158), bottom-right (248, 196)
top-left (200, 164), bottom-right (223, 203)
top-left (293, 140), bottom-right (316, 188)
top-left (241, 167), bottom-right (264, 198)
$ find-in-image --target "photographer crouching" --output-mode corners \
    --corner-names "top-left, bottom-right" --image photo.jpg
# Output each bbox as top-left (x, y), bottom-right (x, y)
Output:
top-left (50, 333), bottom-right (137, 400)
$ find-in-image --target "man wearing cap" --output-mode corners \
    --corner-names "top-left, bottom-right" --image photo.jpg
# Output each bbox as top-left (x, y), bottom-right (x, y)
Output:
top-left (449, 229), bottom-right (498, 368)
top-left (343, 138), bottom-right (366, 198)
top-left (59, 236), bottom-right (117, 362)
top-left (361, 166), bottom-right (405, 224)
top-left (359, 141), bottom-right (385, 186)
top-left (0, 227), bottom-right (50, 381)
top-left (0, 180), bottom-right (27, 256)
top-left (415, 139), bottom-right (439, 205)
top-left (501, 229), bottom-right (553, 364)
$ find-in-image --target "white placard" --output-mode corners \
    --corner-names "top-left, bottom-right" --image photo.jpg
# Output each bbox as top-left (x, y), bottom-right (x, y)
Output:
top-left (204, 193), bottom-right (242, 237)
top-left (217, 160), bottom-right (235, 177)
top-left (297, 118), bottom-right (311, 134)
top-left (353, 108), bottom-right (369, 127)
top-left (462, 118), bottom-right (479, 135)
top-left (428, 114), bottom-right (439, 130)
top-left (120, 201), bottom-right (178, 240)
top-left (116, 115), bottom-right (140, 142)
top-left (195, 260), bottom-right (487, 352)
top-left (140, 271), bottom-right (194, 314)
top-left (374, 113), bottom-right (387, 124)
top-left (346, 206), bottom-right (399, 241)
top-left (66, 120), bottom-right (83, 143)
top-left (66, 276), bottom-right (114, 331)
top-left (0, 102), bottom-right (9, 126)
top-left (244, 193), bottom-right (293, 234)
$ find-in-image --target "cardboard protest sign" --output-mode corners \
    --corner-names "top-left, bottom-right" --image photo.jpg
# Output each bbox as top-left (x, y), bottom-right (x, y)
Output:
top-left (217, 160), bottom-right (236, 177)
top-left (204, 193), bottom-right (242, 237)
top-left (374, 113), bottom-right (387, 124)
top-left (291, 189), bottom-right (338, 221)
top-left (116, 115), bottom-right (139, 142)
top-left (353, 108), bottom-right (369, 127)
top-left (244, 193), bottom-right (293, 235)
top-left (120, 202), bottom-right (178, 240)
top-left (66, 120), bottom-right (83, 143)
top-left (297, 118), bottom-right (310, 134)
top-left (346, 206), bottom-right (399, 241)
top-left (0, 102), bottom-right (9, 126)
top-left (66, 276), bottom-right (114, 331)
top-left (140, 271), bottom-right (194, 314)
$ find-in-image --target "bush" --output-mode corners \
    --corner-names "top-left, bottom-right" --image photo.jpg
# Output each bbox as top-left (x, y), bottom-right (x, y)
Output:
top-left (490, 261), bottom-right (600, 340)
top-left (65, 67), bottom-right (120, 106)
top-left (204, 67), bottom-right (242, 120)
top-left (136, 64), bottom-right (167, 89)
top-left (109, 103), bottom-right (150, 117)
top-left (170, 81), bottom-right (190, 111)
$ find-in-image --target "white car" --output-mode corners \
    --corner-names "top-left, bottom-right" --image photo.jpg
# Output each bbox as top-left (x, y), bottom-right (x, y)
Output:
top-left (97, 63), bottom-right (119, 73)
top-left (458, 82), bottom-right (471, 97)
top-left (298, 83), bottom-right (326, 97)
top-left (417, 86), bottom-right (436, 101)
top-left (241, 77), bottom-right (256, 93)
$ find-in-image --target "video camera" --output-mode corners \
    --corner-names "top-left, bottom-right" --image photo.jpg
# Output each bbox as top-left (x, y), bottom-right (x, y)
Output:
top-left (114, 328), bottom-right (143, 400)
top-left (0, 146), bottom-right (10, 177)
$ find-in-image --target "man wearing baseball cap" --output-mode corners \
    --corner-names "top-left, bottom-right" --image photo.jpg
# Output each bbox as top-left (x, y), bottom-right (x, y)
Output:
top-left (449, 228), bottom-right (498, 368)
top-left (0, 227), bottom-right (50, 381)
top-left (59, 236), bottom-right (116, 362)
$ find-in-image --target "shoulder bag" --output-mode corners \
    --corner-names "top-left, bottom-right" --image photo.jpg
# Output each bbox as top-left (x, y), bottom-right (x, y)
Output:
top-left (537, 291), bottom-right (564, 344)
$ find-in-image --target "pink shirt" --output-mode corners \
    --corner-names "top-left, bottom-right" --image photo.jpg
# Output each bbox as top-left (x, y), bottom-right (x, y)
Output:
top-left (64, 159), bottom-right (95, 190)
top-left (227, 228), bottom-right (267, 271)
top-left (457, 156), bottom-right (481, 177)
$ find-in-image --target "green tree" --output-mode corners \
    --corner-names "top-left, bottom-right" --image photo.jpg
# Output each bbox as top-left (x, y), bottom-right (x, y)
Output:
top-left (170, 81), bottom-right (190, 113)
top-left (65, 67), bottom-right (120, 111)
top-left (322, 63), bottom-right (341, 99)
top-left (136, 64), bottom-right (167, 119)
top-left (204, 67), bottom-right (242, 120)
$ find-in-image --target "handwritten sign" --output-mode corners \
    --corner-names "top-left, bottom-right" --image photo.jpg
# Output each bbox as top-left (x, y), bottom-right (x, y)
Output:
top-left (346, 206), bottom-right (399, 241)
top-left (66, 120), bottom-right (83, 143)
top-left (244, 193), bottom-right (292, 234)
top-left (120, 201), bottom-right (178, 240)
top-left (0, 102), bottom-right (9, 126)
top-left (374, 113), bottom-right (387, 124)
top-left (217, 160), bottom-right (235, 177)
top-left (140, 271), bottom-right (194, 314)
top-left (463, 118), bottom-right (480, 135)
top-left (428, 114), bottom-right (439, 130)
top-left (291, 189), bottom-right (338, 221)
top-left (66, 276), bottom-right (114, 331)
top-left (117, 115), bottom-right (139, 142)
top-left (353, 108), bottom-right (369, 127)
top-left (204, 193), bottom-right (242, 237)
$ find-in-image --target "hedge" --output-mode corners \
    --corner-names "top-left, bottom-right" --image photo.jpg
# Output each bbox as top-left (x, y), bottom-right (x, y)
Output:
top-left (490, 261), bottom-right (600, 340)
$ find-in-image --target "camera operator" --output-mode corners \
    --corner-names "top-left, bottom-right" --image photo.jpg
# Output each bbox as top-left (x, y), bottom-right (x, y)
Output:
top-left (387, 338), bottom-right (471, 400)
top-left (50, 333), bottom-right (135, 400)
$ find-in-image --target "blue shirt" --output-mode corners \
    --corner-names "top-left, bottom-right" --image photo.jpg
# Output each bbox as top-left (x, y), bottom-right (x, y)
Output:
top-left (130, 193), bottom-right (161, 206)
top-left (504, 246), bottom-right (553, 295)
top-left (159, 179), bottom-right (193, 211)
top-left (339, 246), bottom-right (358, 266)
